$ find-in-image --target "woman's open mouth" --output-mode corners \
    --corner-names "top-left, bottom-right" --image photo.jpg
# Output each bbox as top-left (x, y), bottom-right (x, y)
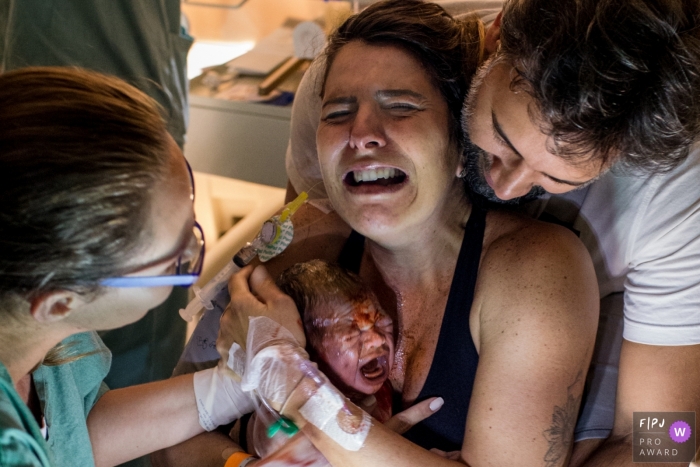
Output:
top-left (344, 168), bottom-right (407, 194)
top-left (360, 355), bottom-right (389, 381)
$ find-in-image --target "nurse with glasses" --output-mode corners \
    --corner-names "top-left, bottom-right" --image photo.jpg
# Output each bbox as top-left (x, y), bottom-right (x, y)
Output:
top-left (0, 68), bottom-right (253, 467)
top-left (101, 161), bottom-right (205, 288)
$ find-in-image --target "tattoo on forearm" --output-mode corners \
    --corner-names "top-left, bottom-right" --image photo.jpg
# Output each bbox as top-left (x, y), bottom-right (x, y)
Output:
top-left (542, 372), bottom-right (583, 467)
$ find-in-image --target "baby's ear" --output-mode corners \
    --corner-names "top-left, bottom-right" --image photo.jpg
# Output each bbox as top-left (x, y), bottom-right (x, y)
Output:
top-left (29, 291), bottom-right (84, 323)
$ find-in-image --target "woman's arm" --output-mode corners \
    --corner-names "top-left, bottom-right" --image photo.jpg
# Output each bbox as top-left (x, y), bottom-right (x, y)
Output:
top-left (226, 221), bottom-right (598, 467)
top-left (88, 374), bottom-right (202, 467)
top-left (461, 220), bottom-right (599, 466)
top-left (151, 430), bottom-right (244, 467)
top-left (89, 363), bottom-right (255, 467)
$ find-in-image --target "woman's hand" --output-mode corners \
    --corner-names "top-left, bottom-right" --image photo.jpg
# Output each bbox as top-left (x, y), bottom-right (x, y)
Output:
top-left (385, 397), bottom-right (444, 435)
top-left (218, 265), bottom-right (306, 361)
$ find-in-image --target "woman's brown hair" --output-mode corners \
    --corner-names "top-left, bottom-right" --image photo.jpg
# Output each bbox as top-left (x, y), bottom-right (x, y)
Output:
top-left (321, 0), bottom-right (485, 150)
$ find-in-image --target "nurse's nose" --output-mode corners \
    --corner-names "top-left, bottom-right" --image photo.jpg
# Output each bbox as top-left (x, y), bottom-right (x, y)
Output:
top-left (488, 155), bottom-right (537, 200)
top-left (349, 106), bottom-right (386, 150)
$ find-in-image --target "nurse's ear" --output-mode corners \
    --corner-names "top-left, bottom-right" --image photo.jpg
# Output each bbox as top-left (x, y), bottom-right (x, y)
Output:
top-left (29, 291), bottom-right (85, 323)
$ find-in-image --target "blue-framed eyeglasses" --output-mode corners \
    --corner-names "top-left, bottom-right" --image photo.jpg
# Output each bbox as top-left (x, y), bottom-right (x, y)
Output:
top-left (100, 159), bottom-right (205, 288)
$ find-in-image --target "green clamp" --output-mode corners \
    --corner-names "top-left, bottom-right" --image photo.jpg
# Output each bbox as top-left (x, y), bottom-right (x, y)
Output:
top-left (267, 416), bottom-right (299, 438)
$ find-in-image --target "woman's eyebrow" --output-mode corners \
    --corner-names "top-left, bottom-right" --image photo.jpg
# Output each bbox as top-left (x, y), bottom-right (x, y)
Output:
top-left (322, 96), bottom-right (357, 108)
top-left (375, 89), bottom-right (426, 100)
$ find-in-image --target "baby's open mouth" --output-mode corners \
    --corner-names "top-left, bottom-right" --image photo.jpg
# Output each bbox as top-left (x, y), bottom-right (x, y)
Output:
top-left (360, 355), bottom-right (388, 380)
top-left (345, 168), bottom-right (407, 187)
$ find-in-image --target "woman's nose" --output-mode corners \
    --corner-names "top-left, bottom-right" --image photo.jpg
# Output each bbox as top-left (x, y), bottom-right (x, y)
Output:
top-left (489, 155), bottom-right (537, 200)
top-left (349, 107), bottom-right (386, 150)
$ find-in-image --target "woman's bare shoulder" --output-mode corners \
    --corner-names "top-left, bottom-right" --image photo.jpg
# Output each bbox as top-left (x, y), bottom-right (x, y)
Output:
top-left (476, 208), bottom-right (598, 335)
top-left (261, 200), bottom-right (353, 278)
top-left (483, 209), bottom-right (588, 264)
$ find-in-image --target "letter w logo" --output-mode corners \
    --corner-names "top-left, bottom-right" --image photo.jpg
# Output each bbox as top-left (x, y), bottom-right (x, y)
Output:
top-left (674, 427), bottom-right (686, 437)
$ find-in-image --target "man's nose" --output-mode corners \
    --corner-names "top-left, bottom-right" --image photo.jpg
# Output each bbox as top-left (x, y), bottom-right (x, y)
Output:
top-left (349, 106), bottom-right (386, 150)
top-left (489, 156), bottom-right (537, 200)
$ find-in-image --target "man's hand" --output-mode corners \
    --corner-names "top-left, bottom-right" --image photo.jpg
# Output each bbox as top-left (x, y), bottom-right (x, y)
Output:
top-left (576, 340), bottom-right (700, 467)
top-left (218, 265), bottom-right (306, 363)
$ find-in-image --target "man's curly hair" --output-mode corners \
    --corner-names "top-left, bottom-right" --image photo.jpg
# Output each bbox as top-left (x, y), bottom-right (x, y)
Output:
top-left (500, 0), bottom-right (700, 173)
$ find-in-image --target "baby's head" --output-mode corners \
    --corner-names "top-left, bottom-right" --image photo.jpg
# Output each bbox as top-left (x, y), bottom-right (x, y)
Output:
top-left (277, 260), bottom-right (394, 397)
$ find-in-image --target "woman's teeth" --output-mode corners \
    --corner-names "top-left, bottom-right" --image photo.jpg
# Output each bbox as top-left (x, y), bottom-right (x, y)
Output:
top-left (353, 168), bottom-right (399, 183)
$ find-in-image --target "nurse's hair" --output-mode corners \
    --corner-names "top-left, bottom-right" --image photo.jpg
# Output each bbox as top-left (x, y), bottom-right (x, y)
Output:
top-left (276, 260), bottom-right (385, 350)
top-left (0, 67), bottom-right (171, 302)
top-left (320, 0), bottom-right (485, 151)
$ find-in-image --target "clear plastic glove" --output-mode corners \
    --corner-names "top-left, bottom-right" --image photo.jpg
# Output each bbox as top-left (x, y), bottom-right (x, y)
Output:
top-left (241, 316), bottom-right (311, 409)
top-left (219, 265), bottom-right (306, 364)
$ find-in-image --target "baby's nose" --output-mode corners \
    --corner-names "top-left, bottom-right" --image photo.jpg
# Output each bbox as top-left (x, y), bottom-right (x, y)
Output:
top-left (361, 328), bottom-right (385, 350)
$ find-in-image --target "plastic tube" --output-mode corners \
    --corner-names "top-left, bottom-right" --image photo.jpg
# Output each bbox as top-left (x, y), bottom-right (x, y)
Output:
top-left (179, 192), bottom-right (308, 322)
top-left (179, 260), bottom-right (240, 321)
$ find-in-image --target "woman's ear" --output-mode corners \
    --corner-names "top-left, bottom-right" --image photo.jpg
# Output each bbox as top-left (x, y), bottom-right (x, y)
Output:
top-left (484, 11), bottom-right (502, 56)
top-left (29, 291), bottom-right (83, 323)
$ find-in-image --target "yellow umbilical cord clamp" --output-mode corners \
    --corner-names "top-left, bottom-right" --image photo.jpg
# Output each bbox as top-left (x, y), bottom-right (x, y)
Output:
top-left (271, 191), bottom-right (308, 244)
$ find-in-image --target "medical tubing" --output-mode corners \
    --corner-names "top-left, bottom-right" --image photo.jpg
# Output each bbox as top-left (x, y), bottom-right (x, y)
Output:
top-left (179, 191), bottom-right (308, 322)
top-left (178, 231), bottom-right (268, 322)
top-left (179, 260), bottom-right (239, 321)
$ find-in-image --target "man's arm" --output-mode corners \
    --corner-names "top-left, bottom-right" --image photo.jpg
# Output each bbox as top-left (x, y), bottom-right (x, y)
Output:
top-left (577, 341), bottom-right (700, 467)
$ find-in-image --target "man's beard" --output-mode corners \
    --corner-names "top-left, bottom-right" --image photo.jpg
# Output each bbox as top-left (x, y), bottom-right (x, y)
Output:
top-left (462, 138), bottom-right (546, 206)
top-left (461, 56), bottom-right (546, 206)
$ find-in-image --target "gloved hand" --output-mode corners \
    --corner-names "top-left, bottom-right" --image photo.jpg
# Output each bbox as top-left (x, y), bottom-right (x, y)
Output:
top-left (241, 316), bottom-right (311, 410)
top-left (193, 346), bottom-right (256, 431)
top-left (219, 265), bottom-right (306, 360)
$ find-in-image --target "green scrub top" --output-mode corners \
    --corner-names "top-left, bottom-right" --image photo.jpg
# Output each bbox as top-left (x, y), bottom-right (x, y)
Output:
top-left (0, 0), bottom-right (192, 147)
top-left (0, 1), bottom-right (191, 408)
top-left (0, 363), bottom-right (53, 467)
top-left (33, 332), bottom-right (112, 467)
top-left (0, 332), bottom-right (111, 467)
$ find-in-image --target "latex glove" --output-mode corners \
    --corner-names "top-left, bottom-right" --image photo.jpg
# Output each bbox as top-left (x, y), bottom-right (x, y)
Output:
top-left (219, 265), bottom-right (305, 362)
top-left (193, 355), bottom-right (256, 431)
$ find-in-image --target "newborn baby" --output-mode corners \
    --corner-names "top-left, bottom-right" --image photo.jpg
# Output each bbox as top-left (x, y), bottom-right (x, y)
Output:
top-left (234, 260), bottom-right (395, 464)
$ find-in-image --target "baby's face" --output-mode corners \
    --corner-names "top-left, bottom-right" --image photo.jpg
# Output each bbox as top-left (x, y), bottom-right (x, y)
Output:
top-left (311, 298), bottom-right (394, 396)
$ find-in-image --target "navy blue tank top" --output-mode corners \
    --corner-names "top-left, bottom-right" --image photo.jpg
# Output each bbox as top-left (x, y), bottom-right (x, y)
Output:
top-left (337, 206), bottom-right (486, 451)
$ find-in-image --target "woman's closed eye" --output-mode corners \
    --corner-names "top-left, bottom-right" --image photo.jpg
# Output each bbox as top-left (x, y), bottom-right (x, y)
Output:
top-left (384, 102), bottom-right (423, 115)
top-left (321, 100), bottom-right (357, 123)
top-left (322, 110), bottom-right (353, 123)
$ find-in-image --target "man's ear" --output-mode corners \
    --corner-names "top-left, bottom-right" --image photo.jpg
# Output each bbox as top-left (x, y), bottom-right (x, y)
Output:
top-left (456, 161), bottom-right (466, 178)
top-left (29, 291), bottom-right (83, 323)
top-left (484, 10), bottom-right (503, 56)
